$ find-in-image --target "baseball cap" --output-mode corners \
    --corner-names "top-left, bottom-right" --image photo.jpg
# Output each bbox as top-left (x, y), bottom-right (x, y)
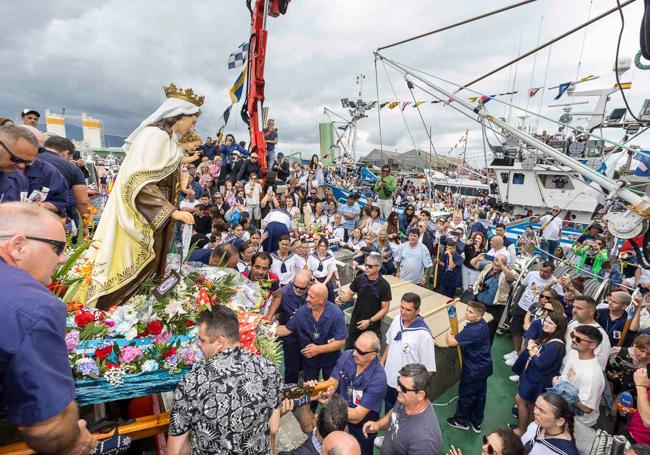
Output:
top-left (232, 150), bottom-right (241, 156)
top-left (21, 108), bottom-right (40, 117)
top-left (277, 152), bottom-right (284, 158)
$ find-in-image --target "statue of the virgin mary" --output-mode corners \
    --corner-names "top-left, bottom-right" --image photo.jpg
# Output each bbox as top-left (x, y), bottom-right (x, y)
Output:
top-left (83, 84), bottom-right (203, 310)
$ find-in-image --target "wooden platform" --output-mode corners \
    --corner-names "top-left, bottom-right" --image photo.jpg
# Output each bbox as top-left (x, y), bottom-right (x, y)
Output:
top-left (0, 413), bottom-right (170, 454)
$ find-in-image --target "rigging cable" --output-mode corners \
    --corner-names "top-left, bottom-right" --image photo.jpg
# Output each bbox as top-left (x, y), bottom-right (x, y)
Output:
top-left (614, 0), bottom-right (642, 122)
top-left (374, 55), bottom-right (385, 163)
top-left (574, 0), bottom-right (594, 82)
top-left (390, 58), bottom-right (640, 153)
top-left (377, 0), bottom-right (538, 51)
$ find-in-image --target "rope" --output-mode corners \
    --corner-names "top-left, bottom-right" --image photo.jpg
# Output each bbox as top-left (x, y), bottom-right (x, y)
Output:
top-left (635, 50), bottom-right (650, 69)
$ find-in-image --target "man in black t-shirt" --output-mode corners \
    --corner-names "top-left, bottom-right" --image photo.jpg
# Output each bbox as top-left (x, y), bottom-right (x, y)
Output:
top-left (336, 253), bottom-right (392, 349)
top-left (40, 136), bottom-right (90, 223)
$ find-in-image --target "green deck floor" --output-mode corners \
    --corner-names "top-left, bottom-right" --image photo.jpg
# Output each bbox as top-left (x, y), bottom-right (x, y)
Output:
top-left (430, 333), bottom-right (518, 454)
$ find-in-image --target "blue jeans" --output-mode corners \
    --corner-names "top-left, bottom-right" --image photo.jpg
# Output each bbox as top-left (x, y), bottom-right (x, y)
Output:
top-left (540, 239), bottom-right (560, 264)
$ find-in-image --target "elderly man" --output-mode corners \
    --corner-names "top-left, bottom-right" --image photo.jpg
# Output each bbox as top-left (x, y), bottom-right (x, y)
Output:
top-left (394, 229), bottom-right (433, 287)
top-left (336, 252), bottom-right (391, 349)
top-left (277, 283), bottom-right (347, 386)
top-left (363, 363), bottom-right (443, 455)
top-left (485, 234), bottom-right (512, 265)
top-left (168, 304), bottom-right (282, 454)
top-left (321, 431), bottom-right (361, 455)
top-left (279, 270), bottom-right (312, 383)
top-left (0, 125), bottom-right (39, 202)
top-left (324, 331), bottom-right (387, 454)
top-left (0, 203), bottom-right (96, 454)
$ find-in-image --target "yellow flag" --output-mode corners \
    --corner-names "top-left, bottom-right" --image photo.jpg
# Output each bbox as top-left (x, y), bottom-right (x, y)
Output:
top-left (614, 82), bottom-right (632, 90)
top-left (388, 102), bottom-right (400, 109)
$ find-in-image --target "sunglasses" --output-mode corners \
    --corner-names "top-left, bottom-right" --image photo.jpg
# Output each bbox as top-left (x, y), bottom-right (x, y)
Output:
top-left (540, 295), bottom-right (552, 300)
top-left (18, 236), bottom-right (66, 255)
top-left (293, 283), bottom-right (309, 291)
top-left (397, 378), bottom-right (418, 393)
top-left (482, 435), bottom-right (495, 455)
top-left (364, 262), bottom-right (378, 268)
top-left (250, 156), bottom-right (258, 160)
top-left (570, 331), bottom-right (592, 344)
top-left (0, 140), bottom-right (33, 165)
top-left (354, 345), bottom-right (377, 356)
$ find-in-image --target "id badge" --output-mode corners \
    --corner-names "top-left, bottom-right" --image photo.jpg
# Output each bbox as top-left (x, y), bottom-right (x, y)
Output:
top-left (352, 389), bottom-right (363, 406)
top-left (613, 330), bottom-right (621, 340)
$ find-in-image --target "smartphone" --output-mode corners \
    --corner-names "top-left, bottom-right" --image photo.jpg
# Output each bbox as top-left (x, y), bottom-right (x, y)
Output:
top-left (485, 254), bottom-right (495, 261)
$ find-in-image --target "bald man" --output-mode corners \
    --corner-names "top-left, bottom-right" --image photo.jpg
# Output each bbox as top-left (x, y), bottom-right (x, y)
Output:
top-left (276, 282), bottom-right (347, 399)
top-left (485, 235), bottom-right (512, 265)
top-left (278, 269), bottom-right (313, 383)
top-left (0, 203), bottom-right (96, 454)
top-left (321, 431), bottom-right (361, 455)
top-left (0, 125), bottom-right (39, 202)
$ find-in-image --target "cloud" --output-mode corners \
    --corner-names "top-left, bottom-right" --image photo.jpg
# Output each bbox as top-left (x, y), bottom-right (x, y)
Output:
top-left (1, 0), bottom-right (647, 167)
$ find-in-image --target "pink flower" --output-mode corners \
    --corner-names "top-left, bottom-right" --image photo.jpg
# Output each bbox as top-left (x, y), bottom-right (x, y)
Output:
top-left (100, 320), bottom-right (115, 328)
top-left (119, 346), bottom-right (143, 363)
top-left (65, 331), bottom-right (80, 353)
top-left (179, 347), bottom-right (196, 365)
top-left (154, 331), bottom-right (171, 345)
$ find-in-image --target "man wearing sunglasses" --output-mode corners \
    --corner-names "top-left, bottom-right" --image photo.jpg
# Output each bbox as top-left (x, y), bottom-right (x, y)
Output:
top-left (318, 331), bottom-right (387, 454)
top-left (0, 203), bottom-right (97, 454)
top-left (0, 125), bottom-right (39, 202)
top-left (553, 325), bottom-right (605, 428)
top-left (277, 270), bottom-right (312, 383)
top-left (362, 363), bottom-right (442, 454)
top-left (336, 253), bottom-right (391, 350)
top-left (564, 295), bottom-right (610, 370)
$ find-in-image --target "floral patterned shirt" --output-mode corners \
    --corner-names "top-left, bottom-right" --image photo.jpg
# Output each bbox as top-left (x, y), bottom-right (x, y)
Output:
top-left (169, 346), bottom-right (282, 454)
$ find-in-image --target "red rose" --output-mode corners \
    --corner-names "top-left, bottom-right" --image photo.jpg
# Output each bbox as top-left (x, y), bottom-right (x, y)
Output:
top-left (94, 345), bottom-right (113, 360)
top-left (146, 320), bottom-right (164, 336)
top-left (47, 280), bottom-right (68, 296)
top-left (164, 348), bottom-right (177, 359)
top-left (74, 311), bottom-right (95, 328)
top-left (105, 362), bottom-right (119, 369)
top-left (184, 319), bottom-right (196, 328)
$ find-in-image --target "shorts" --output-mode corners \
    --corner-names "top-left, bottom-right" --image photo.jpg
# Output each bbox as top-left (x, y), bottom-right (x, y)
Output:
top-left (509, 305), bottom-right (527, 336)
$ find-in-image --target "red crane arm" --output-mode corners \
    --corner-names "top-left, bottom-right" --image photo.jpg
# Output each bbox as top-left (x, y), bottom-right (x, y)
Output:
top-left (246, 0), bottom-right (289, 173)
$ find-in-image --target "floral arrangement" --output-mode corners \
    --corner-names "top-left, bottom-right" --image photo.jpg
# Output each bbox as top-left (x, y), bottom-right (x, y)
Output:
top-left (58, 256), bottom-right (282, 385)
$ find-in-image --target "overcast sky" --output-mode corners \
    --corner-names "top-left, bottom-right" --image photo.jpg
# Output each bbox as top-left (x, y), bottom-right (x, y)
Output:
top-left (1, 0), bottom-right (647, 167)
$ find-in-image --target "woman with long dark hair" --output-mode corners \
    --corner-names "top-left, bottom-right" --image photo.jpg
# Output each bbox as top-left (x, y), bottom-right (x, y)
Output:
top-left (385, 212), bottom-right (400, 243)
top-left (399, 204), bottom-right (416, 234)
top-left (512, 313), bottom-right (567, 437)
top-left (520, 393), bottom-right (579, 454)
top-left (462, 232), bottom-right (487, 290)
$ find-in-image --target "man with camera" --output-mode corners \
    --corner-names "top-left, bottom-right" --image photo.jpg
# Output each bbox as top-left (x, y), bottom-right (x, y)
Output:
top-left (374, 164), bottom-right (396, 221)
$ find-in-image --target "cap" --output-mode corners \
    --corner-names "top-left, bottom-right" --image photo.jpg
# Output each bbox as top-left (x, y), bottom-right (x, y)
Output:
top-left (232, 150), bottom-right (241, 156)
top-left (21, 108), bottom-right (40, 117)
top-left (277, 152), bottom-right (284, 158)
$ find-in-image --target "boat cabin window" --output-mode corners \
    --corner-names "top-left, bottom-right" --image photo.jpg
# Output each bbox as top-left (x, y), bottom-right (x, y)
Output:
top-left (512, 173), bottom-right (525, 184)
top-left (500, 173), bottom-right (509, 184)
top-left (539, 174), bottom-right (574, 190)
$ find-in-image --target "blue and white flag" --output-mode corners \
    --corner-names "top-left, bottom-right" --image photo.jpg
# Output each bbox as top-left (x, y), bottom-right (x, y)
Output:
top-left (554, 82), bottom-right (571, 100)
top-left (634, 150), bottom-right (650, 177)
top-left (228, 42), bottom-right (249, 69)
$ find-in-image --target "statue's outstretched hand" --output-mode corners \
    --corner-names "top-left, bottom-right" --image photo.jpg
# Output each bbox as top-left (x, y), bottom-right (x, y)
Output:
top-left (172, 210), bottom-right (195, 224)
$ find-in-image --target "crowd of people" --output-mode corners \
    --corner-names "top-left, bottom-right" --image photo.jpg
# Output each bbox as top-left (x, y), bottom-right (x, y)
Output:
top-left (1, 107), bottom-right (650, 455)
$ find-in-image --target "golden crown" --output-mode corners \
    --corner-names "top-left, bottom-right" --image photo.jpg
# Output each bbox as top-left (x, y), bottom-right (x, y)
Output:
top-left (163, 83), bottom-right (205, 107)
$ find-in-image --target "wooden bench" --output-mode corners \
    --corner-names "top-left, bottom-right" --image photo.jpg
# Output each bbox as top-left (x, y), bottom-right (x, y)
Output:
top-left (0, 412), bottom-right (170, 454)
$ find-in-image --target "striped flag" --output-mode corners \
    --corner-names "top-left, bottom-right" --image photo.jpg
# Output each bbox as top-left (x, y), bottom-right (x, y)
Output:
top-left (229, 67), bottom-right (248, 103)
top-left (400, 102), bottom-right (410, 111)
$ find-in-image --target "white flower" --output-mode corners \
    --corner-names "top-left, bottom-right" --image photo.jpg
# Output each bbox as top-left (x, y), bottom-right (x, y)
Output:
top-left (111, 305), bottom-right (138, 337)
top-left (164, 300), bottom-right (187, 319)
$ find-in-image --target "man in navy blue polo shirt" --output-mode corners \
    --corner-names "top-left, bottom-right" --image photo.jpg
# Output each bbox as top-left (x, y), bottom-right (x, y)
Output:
top-left (0, 125), bottom-right (39, 203)
top-left (0, 203), bottom-right (96, 454)
top-left (279, 270), bottom-right (312, 383)
top-left (24, 158), bottom-right (69, 215)
top-left (598, 291), bottom-right (632, 346)
top-left (276, 282), bottom-right (347, 385)
top-left (327, 331), bottom-right (387, 455)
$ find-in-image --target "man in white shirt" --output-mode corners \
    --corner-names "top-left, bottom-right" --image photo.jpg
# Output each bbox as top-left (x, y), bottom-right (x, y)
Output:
top-left (179, 189), bottom-right (200, 213)
top-left (395, 229), bottom-right (434, 287)
top-left (565, 295), bottom-right (611, 370)
top-left (244, 173), bottom-right (263, 226)
top-left (382, 292), bottom-right (436, 412)
top-left (538, 206), bottom-right (563, 264)
top-left (554, 325), bottom-right (605, 428)
top-left (505, 262), bottom-right (561, 364)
